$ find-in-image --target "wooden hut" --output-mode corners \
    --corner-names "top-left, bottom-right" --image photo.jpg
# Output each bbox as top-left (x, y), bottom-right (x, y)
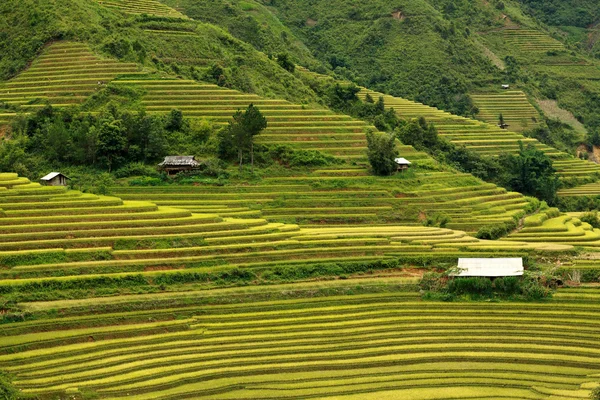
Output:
top-left (158, 156), bottom-right (201, 176)
top-left (40, 172), bottom-right (70, 187)
top-left (394, 157), bottom-right (412, 172)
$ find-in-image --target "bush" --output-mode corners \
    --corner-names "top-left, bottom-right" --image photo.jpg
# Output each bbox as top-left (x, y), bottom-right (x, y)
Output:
top-left (114, 163), bottom-right (162, 178)
top-left (0, 371), bottom-right (18, 400)
top-left (580, 211), bottom-right (600, 229)
top-left (423, 212), bottom-right (451, 228)
top-left (475, 220), bottom-right (517, 240)
top-left (129, 176), bottom-right (165, 186)
top-left (590, 386), bottom-right (600, 400)
top-left (447, 277), bottom-right (493, 297)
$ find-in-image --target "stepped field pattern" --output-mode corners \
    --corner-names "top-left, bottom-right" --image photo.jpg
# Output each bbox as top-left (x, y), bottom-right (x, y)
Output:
top-left (2, 3), bottom-right (600, 397)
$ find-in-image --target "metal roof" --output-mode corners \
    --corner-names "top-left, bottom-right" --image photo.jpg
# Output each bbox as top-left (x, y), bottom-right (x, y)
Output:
top-left (394, 157), bottom-right (411, 165)
top-left (158, 156), bottom-right (201, 167)
top-left (451, 258), bottom-right (524, 277)
top-left (40, 172), bottom-right (69, 181)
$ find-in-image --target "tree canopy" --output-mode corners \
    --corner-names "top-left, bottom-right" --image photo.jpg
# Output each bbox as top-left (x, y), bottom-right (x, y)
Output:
top-left (366, 130), bottom-right (398, 176)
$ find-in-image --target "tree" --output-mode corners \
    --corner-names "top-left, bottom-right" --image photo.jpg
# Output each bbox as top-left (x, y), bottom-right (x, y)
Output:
top-left (242, 104), bottom-right (267, 171)
top-left (218, 104), bottom-right (267, 171)
top-left (591, 386), bottom-right (600, 400)
top-left (499, 141), bottom-right (561, 204)
top-left (165, 109), bottom-right (184, 132)
top-left (97, 118), bottom-right (127, 172)
top-left (276, 53), bottom-right (295, 73)
top-left (499, 113), bottom-right (505, 128)
top-left (366, 130), bottom-right (398, 176)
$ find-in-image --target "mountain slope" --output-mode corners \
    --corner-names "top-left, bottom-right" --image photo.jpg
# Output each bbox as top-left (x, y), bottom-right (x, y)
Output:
top-left (0, 0), bottom-right (317, 104)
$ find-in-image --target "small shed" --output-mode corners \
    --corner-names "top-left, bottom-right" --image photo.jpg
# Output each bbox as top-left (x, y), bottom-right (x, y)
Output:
top-left (451, 258), bottom-right (524, 278)
top-left (158, 156), bottom-right (201, 176)
top-left (501, 84), bottom-right (510, 89)
top-left (40, 172), bottom-right (70, 187)
top-left (498, 122), bottom-right (510, 129)
top-left (394, 157), bottom-right (412, 172)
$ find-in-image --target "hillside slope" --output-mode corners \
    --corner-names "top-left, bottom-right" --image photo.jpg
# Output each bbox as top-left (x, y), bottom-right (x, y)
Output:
top-left (0, 0), bottom-right (317, 104)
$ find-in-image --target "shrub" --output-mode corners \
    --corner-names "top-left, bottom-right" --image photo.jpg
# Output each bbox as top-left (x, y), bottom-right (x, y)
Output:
top-left (447, 277), bottom-right (493, 297)
top-left (0, 371), bottom-right (19, 400)
top-left (475, 220), bottom-right (517, 240)
top-left (590, 386), bottom-right (600, 400)
top-left (580, 211), bottom-right (600, 229)
top-left (423, 212), bottom-right (451, 228)
top-left (114, 163), bottom-right (162, 178)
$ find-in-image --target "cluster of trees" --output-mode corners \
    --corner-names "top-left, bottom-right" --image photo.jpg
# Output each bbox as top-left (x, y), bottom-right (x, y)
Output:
top-left (516, 0), bottom-right (598, 27)
top-left (395, 116), bottom-right (561, 204)
top-left (1, 104), bottom-right (215, 177)
top-left (362, 102), bottom-right (561, 204)
top-left (217, 104), bottom-right (267, 171)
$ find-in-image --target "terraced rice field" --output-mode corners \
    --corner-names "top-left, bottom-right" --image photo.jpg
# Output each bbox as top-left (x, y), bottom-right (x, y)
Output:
top-left (471, 91), bottom-right (540, 132)
top-left (559, 182), bottom-right (600, 197)
top-left (95, 0), bottom-right (187, 18)
top-left (0, 42), bottom-right (142, 120)
top-left (110, 78), bottom-right (376, 161)
top-left (500, 29), bottom-right (565, 52)
top-left (0, 172), bottom-right (570, 284)
top-left (359, 88), bottom-right (600, 183)
top-left (1, 285), bottom-right (598, 399)
top-left (111, 169), bottom-right (536, 233)
top-left (504, 209), bottom-right (600, 251)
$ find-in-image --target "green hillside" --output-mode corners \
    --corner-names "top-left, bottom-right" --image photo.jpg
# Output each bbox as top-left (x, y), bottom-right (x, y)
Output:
top-left (0, 0), bottom-right (317, 104)
top-left (2, 1), bottom-right (600, 399)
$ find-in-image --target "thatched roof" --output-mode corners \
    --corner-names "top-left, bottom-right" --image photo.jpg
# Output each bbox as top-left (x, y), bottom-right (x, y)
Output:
top-left (158, 156), bottom-right (201, 167)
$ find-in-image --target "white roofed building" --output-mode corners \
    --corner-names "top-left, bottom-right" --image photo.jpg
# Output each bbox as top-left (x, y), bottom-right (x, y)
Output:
top-left (452, 258), bottom-right (524, 277)
top-left (394, 157), bottom-right (411, 172)
top-left (40, 172), bottom-right (69, 187)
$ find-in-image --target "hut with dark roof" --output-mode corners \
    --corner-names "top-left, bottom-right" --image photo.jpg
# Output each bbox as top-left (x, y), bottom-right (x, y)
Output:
top-left (158, 156), bottom-right (201, 176)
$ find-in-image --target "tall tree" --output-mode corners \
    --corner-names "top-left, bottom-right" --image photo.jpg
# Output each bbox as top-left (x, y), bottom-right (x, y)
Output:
top-left (218, 104), bottom-right (267, 171)
top-left (366, 130), bottom-right (398, 176)
top-left (97, 118), bottom-right (127, 172)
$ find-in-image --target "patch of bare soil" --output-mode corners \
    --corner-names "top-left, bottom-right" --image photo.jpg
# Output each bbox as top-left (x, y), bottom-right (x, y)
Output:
top-left (306, 18), bottom-right (317, 27)
top-left (391, 11), bottom-right (405, 21)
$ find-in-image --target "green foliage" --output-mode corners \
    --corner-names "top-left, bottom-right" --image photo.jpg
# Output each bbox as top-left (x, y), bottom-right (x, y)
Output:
top-left (524, 119), bottom-right (581, 154)
top-left (276, 53), bottom-right (295, 72)
top-left (366, 130), bottom-right (398, 176)
top-left (580, 211), bottom-right (600, 229)
top-left (591, 385), bottom-right (600, 400)
top-left (0, 0), bottom-right (318, 104)
top-left (396, 117), bottom-right (500, 181)
top-left (475, 220), bottom-right (518, 240)
top-left (263, 0), bottom-right (491, 116)
top-left (264, 145), bottom-right (341, 167)
top-left (3, 104), bottom-right (217, 178)
top-left (218, 104), bottom-right (267, 170)
top-left (516, 0), bottom-right (598, 28)
top-left (497, 142), bottom-right (561, 204)
top-left (423, 212), bottom-right (451, 228)
top-left (397, 117), bottom-right (439, 150)
top-left (0, 371), bottom-right (18, 400)
top-left (422, 271), bottom-right (553, 301)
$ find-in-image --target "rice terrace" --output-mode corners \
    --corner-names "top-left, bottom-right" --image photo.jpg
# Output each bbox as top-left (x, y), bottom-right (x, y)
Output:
top-left (1, 0), bottom-right (600, 399)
